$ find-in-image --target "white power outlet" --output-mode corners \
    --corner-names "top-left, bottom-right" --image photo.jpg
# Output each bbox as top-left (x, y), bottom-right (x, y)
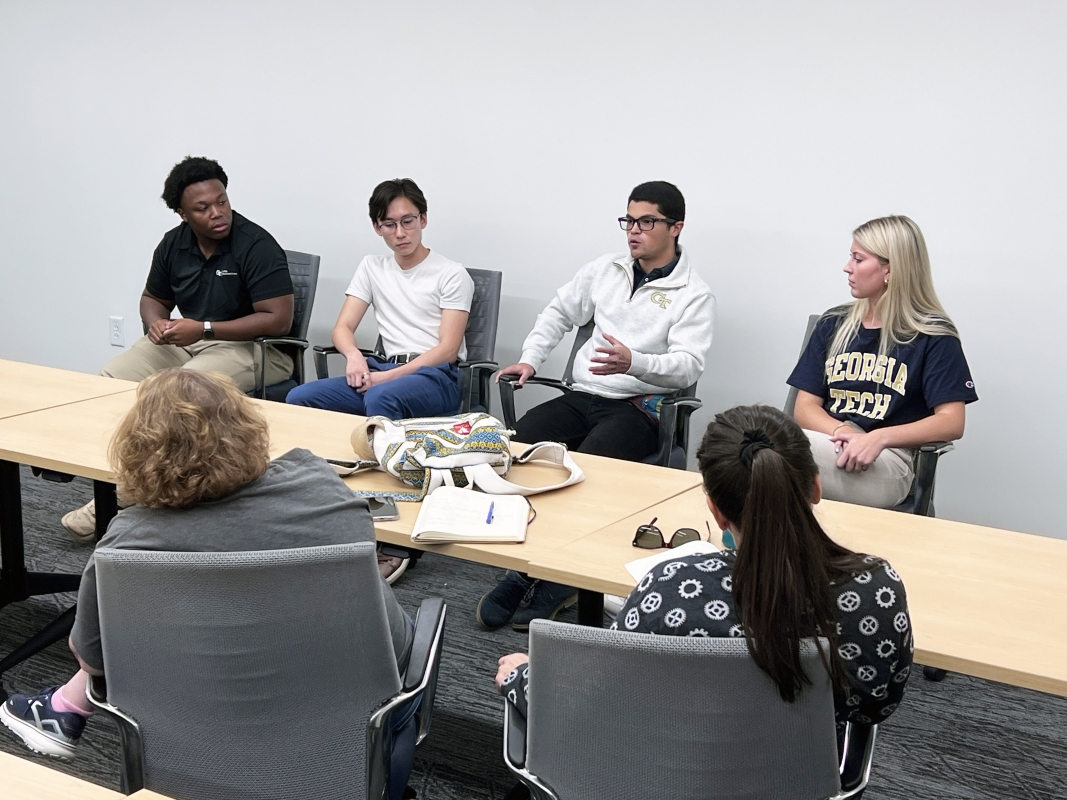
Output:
top-left (109, 316), bottom-right (125, 347)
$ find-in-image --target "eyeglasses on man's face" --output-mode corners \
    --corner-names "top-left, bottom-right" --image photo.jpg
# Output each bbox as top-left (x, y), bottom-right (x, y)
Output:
top-left (377, 214), bottom-right (422, 233)
top-left (618, 215), bottom-right (676, 232)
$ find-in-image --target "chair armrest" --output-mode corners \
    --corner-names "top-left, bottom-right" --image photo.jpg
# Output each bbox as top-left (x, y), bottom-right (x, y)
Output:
top-left (86, 674), bottom-right (108, 707)
top-left (403, 597), bottom-right (446, 693)
top-left (254, 335), bottom-right (311, 349)
top-left (839, 722), bottom-right (877, 795)
top-left (918, 441), bottom-right (954, 454)
top-left (312, 345), bottom-right (339, 380)
top-left (251, 337), bottom-right (310, 398)
top-left (652, 396), bottom-right (703, 468)
top-left (86, 675), bottom-right (146, 794)
top-left (498, 373), bottom-right (572, 429)
top-left (503, 698), bottom-right (528, 770)
top-left (460, 359), bottom-right (499, 373)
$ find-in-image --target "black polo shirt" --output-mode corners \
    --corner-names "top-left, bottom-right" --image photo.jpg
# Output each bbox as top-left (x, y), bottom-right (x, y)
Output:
top-left (630, 250), bottom-right (680, 297)
top-left (145, 211), bottom-right (293, 322)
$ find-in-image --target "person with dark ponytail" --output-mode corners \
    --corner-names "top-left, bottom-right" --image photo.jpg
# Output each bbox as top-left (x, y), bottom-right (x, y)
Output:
top-left (495, 405), bottom-right (913, 742)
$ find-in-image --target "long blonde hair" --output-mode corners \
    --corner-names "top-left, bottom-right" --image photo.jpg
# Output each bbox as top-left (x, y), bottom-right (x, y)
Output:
top-left (828, 215), bottom-right (957, 360)
top-left (109, 369), bottom-right (271, 508)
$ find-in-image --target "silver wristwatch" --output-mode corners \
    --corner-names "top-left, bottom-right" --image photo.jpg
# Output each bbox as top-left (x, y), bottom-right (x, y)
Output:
top-left (203, 320), bottom-right (214, 341)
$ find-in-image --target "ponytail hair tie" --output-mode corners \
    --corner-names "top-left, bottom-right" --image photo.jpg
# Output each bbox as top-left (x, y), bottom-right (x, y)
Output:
top-left (739, 428), bottom-right (774, 468)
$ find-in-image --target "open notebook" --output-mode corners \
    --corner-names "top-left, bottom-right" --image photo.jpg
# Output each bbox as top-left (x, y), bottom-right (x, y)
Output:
top-left (411, 487), bottom-right (531, 544)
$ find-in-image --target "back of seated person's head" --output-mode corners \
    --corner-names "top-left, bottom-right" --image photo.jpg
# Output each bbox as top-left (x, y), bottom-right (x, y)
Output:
top-left (109, 369), bottom-right (271, 509)
top-left (696, 405), bottom-right (868, 701)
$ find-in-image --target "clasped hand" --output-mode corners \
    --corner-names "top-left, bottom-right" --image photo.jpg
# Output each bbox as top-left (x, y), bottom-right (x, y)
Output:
top-left (829, 427), bottom-right (887, 472)
top-left (147, 318), bottom-right (204, 347)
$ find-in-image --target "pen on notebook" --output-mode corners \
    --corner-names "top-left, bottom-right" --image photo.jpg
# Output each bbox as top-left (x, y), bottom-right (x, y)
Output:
top-left (486, 502), bottom-right (495, 525)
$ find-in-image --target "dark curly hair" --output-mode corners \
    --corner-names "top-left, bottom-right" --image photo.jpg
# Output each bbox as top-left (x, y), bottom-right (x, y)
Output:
top-left (161, 156), bottom-right (228, 212)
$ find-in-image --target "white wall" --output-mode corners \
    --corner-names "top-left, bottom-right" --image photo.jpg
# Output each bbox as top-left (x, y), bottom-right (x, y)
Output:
top-left (2, 1), bottom-right (1063, 539)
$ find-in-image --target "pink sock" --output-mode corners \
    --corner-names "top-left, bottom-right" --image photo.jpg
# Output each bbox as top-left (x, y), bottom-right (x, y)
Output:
top-left (52, 686), bottom-right (93, 717)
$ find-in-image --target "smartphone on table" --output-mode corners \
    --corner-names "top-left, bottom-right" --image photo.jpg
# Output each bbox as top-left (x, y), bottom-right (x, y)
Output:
top-left (367, 496), bottom-right (400, 522)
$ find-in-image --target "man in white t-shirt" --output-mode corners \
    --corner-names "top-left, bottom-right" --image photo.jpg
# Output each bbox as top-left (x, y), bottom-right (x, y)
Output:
top-left (287, 179), bottom-right (474, 418)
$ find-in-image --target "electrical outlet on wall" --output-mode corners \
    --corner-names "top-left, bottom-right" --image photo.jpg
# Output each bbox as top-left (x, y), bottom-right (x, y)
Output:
top-left (109, 316), bottom-right (125, 347)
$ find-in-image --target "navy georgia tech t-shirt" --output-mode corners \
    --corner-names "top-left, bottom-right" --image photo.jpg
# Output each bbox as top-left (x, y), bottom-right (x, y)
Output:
top-left (787, 310), bottom-right (978, 433)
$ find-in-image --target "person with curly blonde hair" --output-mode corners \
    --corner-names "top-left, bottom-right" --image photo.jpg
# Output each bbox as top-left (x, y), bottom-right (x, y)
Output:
top-left (2, 369), bottom-right (419, 798)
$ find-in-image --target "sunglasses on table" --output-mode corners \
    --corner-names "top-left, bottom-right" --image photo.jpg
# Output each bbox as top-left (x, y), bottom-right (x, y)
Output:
top-left (632, 517), bottom-right (711, 549)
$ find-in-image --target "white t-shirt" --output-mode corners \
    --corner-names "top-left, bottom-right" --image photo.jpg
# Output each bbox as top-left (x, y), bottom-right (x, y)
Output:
top-left (346, 250), bottom-right (475, 361)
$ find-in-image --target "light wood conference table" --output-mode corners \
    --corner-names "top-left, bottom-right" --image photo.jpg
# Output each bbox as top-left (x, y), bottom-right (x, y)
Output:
top-left (526, 485), bottom-right (1067, 698)
top-left (0, 359), bottom-right (137, 421)
top-left (0, 750), bottom-right (125, 800)
top-left (0, 389), bottom-right (701, 623)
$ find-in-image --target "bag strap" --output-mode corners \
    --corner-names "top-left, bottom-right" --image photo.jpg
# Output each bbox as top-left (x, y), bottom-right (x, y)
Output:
top-left (460, 442), bottom-right (585, 496)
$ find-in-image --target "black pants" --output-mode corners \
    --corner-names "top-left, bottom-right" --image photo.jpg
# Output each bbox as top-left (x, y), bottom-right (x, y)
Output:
top-left (514, 391), bottom-right (659, 462)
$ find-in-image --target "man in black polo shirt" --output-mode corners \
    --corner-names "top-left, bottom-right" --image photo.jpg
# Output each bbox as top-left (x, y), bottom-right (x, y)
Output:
top-left (62, 156), bottom-right (295, 540)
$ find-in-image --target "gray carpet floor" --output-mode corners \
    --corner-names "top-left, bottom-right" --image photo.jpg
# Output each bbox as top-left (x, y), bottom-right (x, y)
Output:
top-left (1, 467), bottom-right (1065, 799)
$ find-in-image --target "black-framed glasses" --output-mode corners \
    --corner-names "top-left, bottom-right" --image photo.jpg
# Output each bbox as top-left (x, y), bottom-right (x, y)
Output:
top-left (632, 517), bottom-right (706, 549)
top-left (377, 214), bottom-right (422, 233)
top-left (618, 215), bottom-right (676, 232)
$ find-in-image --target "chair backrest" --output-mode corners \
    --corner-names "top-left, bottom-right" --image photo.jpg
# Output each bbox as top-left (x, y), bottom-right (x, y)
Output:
top-left (284, 250), bottom-right (320, 340)
top-left (464, 268), bottom-right (502, 364)
top-left (561, 321), bottom-right (595, 385)
top-left (95, 542), bottom-right (401, 800)
top-left (783, 313), bottom-right (823, 417)
top-left (524, 621), bottom-right (841, 800)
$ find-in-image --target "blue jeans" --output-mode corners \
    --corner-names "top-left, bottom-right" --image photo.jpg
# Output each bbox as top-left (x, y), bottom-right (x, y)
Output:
top-left (287, 358), bottom-right (459, 418)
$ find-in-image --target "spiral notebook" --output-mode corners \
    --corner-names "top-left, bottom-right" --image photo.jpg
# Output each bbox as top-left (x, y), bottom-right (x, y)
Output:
top-left (411, 487), bottom-right (531, 543)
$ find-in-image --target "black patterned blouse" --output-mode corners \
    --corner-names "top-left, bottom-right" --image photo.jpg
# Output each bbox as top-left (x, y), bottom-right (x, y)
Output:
top-left (501, 549), bottom-right (914, 730)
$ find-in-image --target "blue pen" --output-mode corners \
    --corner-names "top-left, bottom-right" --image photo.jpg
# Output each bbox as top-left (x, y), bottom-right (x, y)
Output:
top-left (486, 502), bottom-right (495, 525)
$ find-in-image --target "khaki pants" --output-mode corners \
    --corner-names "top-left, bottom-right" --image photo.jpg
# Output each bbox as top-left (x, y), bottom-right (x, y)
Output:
top-left (804, 428), bottom-right (913, 509)
top-left (101, 336), bottom-right (293, 393)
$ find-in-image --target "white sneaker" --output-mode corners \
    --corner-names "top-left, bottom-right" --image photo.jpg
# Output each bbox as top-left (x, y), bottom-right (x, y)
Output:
top-left (61, 499), bottom-right (96, 543)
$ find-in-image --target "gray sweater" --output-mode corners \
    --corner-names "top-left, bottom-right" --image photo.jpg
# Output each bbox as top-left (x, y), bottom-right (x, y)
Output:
top-left (71, 448), bottom-right (412, 672)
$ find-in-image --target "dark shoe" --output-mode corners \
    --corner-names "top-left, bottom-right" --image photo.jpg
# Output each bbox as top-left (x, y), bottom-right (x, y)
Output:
top-left (0, 686), bottom-right (86, 760)
top-left (477, 571), bottom-right (534, 630)
top-left (511, 581), bottom-right (578, 631)
top-left (378, 545), bottom-right (410, 585)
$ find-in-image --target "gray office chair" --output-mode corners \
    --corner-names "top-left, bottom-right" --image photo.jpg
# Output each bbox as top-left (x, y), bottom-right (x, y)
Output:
top-left (86, 543), bottom-right (446, 800)
top-left (314, 268), bottom-right (502, 414)
top-left (498, 322), bottom-right (701, 469)
top-left (253, 250), bottom-right (321, 401)
top-left (784, 313), bottom-right (953, 518)
top-left (503, 621), bottom-right (875, 800)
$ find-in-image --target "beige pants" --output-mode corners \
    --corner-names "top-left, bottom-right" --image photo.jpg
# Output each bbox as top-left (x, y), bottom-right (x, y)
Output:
top-left (101, 336), bottom-right (293, 393)
top-left (804, 429), bottom-right (913, 509)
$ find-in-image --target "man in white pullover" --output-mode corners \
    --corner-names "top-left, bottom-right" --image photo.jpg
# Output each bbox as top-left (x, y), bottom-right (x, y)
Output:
top-left (478, 181), bottom-right (715, 630)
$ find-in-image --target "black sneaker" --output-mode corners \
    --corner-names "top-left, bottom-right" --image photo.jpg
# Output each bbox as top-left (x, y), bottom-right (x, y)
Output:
top-left (1, 686), bottom-right (86, 760)
top-left (511, 581), bottom-right (578, 631)
top-left (476, 571), bottom-right (534, 630)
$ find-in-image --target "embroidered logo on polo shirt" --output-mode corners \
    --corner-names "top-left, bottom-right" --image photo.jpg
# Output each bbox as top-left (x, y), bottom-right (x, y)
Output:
top-left (215, 269), bottom-right (238, 277)
top-left (650, 291), bottom-right (672, 309)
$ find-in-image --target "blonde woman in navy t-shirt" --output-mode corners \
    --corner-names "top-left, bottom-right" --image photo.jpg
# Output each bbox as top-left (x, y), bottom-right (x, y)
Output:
top-left (787, 215), bottom-right (978, 508)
